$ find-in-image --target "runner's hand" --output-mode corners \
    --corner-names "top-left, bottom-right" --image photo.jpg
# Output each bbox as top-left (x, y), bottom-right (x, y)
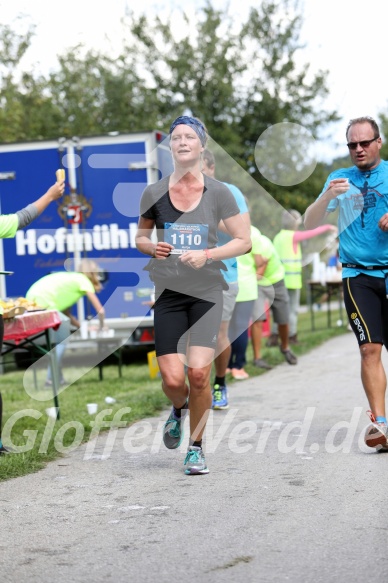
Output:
top-left (154, 242), bottom-right (174, 259)
top-left (378, 212), bottom-right (388, 231)
top-left (326, 178), bottom-right (349, 199)
top-left (180, 250), bottom-right (207, 270)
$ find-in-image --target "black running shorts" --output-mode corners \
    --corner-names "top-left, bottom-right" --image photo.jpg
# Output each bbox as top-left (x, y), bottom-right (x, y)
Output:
top-left (343, 274), bottom-right (388, 349)
top-left (153, 286), bottom-right (223, 356)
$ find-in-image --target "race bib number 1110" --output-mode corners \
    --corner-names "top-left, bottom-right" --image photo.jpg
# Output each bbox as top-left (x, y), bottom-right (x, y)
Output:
top-left (164, 223), bottom-right (209, 255)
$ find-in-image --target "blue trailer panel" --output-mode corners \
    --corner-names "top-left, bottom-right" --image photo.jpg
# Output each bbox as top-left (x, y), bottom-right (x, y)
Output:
top-left (0, 132), bottom-right (173, 340)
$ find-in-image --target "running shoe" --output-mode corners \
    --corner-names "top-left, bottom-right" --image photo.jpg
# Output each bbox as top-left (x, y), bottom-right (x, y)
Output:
top-left (162, 405), bottom-right (188, 450)
top-left (212, 384), bottom-right (229, 410)
top-left (364, 410), bottom-right (388, 450)
top-left (184, 446), bottom-right (209, 475)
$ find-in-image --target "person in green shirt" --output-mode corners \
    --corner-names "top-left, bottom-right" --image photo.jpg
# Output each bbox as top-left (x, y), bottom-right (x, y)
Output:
top-left (25, 258), bottom-right (105, 386)
top-left (228, 225), bottom-right (263, 379)
top-left (0, 177), bottom-right (65, 454)
top-left (251, 233), bottom-right (298, 367)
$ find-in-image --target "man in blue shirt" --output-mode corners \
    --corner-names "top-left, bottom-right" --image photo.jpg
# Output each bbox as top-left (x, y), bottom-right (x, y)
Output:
top-left (202, 149), bottom-right (250, 409)
top-left (304, 116), bottom-right (388, 452)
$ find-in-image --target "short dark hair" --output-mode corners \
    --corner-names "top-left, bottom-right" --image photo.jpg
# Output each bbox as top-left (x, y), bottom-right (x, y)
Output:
top-left (203, 148), bottom-right (215, 167)
top-left (346, 116), bottom-right (380, 140)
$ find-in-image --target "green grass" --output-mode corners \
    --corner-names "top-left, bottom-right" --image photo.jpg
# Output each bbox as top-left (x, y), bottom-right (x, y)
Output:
top-left (0, 307), bottom-right (348, 482)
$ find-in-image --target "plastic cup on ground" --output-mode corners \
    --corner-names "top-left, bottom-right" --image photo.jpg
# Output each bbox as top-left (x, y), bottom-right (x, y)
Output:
top-left (46, 407), bottom-right (58, 419)
top-left (87, 403), bottom-right (98, 415)
top-left (105, 396), bottom-right (116, 404)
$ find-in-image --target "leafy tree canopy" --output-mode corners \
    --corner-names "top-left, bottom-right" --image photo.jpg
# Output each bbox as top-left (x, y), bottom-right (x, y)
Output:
top-left (1, 1), bottom-right (385, 220)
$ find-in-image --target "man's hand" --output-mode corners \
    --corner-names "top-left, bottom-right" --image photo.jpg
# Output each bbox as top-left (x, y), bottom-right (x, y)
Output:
top-left (378, 212), bottom-right (388, 232)
top-left (325, 178), bottom-right (349, 200)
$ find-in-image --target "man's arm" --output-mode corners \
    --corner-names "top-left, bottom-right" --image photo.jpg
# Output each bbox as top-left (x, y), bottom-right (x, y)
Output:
top-left (304, 193), bottom-right (333, 229)
top-left (304, 179), bottom-right (349, 229)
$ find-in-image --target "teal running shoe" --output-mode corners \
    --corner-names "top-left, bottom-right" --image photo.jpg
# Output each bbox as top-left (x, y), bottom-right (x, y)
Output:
top-left (184, 446), bottom-right (209, 475)
top-left (163, 406), bottom-right (187, 449)
top-left (212, 384), bottom-right (229, 410)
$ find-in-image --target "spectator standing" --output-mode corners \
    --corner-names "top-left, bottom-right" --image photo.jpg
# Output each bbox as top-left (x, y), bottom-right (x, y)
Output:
top-left (227, 225), bottom-right (262, 380)
top-left (251, 233), bottom-right (298, 367)
top-left (0, 177), bottom-right (65, 455)
top-left (268, 209), bottom-right (337, 346)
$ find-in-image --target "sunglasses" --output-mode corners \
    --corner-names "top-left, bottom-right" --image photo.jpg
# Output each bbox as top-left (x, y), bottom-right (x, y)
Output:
top-left (347, 136), bottom-right (379, 150)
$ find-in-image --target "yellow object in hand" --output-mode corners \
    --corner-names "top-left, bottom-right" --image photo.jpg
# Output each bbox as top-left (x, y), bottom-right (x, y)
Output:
top-left (56, 168), bottom-right (65, 181)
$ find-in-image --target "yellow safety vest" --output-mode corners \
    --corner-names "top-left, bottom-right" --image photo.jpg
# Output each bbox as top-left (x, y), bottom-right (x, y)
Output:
top-left (273, 229), bottom-right (302, 289)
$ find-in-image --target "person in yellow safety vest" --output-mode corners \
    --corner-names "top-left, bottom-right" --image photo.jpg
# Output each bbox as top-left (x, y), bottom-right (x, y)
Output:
top-left (267, 209), bottom-right (337, 346)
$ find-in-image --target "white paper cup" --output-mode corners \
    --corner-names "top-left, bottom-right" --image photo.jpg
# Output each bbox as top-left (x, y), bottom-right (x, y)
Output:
top-left (101, 329), bottom-right (115, 338)
top-left (87, 403), bottom-right (98, 415)
top-left (46, 407), bottom-right (58, 419)
top-left (80, 321), bottom-right (88, 339)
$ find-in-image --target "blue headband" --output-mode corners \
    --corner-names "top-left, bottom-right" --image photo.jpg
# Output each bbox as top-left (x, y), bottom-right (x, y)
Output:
top-left (169, 116), bottom-right (207, 147)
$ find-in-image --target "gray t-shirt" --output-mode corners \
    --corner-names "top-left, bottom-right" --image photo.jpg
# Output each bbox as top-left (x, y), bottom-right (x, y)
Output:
top-left (140, 173), bottom-right (240, 294)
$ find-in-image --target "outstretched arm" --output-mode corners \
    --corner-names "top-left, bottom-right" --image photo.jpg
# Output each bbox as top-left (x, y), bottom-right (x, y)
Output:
top-left (31, 180), bottom-right (65, 215)
top-left (293, 224), bottom-right (337, 244)
top-left (16, 180), bottom-right (65, 228)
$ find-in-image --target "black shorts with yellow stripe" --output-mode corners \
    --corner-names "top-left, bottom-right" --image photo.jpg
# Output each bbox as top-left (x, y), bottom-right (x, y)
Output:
top-left (343, 274), bottom-right (388, 349)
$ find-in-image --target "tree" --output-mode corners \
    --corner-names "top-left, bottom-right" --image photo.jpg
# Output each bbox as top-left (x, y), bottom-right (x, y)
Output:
top-left (122, 0), bottom-right (340, 216)
top-left (0, 1), bottom-right (344, 218)
top-left (0, 21), bottom-right (64, 141)
top-left (47, 46), bottom-right (166, 137)
top-left (120, 5), bottom-right (245, 150)
top-left (378, 113), bottom-right (388, 160)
